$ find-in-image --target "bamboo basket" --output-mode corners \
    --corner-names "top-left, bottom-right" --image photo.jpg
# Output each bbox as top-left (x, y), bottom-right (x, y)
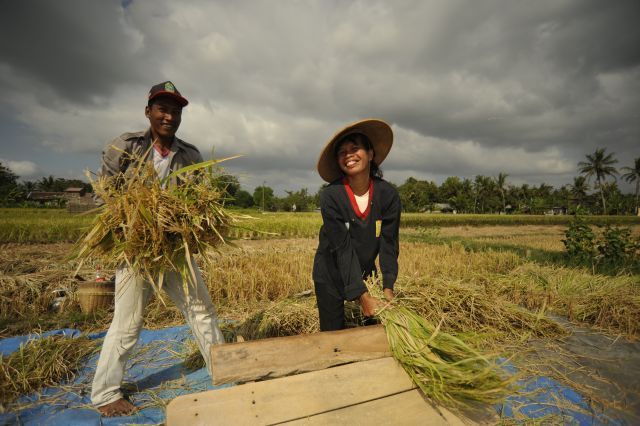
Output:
top-left (76, 281), bottom-right (115, 313)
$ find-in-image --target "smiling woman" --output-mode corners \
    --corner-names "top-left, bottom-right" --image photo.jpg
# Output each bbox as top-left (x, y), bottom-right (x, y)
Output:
top-left (313, 119), bottom-right (401, 331)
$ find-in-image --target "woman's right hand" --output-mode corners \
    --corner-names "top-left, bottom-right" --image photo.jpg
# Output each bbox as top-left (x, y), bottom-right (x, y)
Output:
top-left (358, 291), bottom-right (382, 317)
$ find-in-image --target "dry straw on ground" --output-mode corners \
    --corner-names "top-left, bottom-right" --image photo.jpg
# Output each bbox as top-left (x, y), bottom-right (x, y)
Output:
top-left (0, 335), bottom-right (98, 406)
top-left (73, 149), bottom-right (240, 301)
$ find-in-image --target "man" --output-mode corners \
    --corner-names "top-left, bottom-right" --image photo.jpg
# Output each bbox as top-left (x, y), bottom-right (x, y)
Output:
top-left (91, 81), bottom-right (225, 417)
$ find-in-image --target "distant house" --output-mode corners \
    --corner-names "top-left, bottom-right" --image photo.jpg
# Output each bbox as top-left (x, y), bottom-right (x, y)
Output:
top-left (432, 203), bottom-right (454, 213)
top-left (545, 206), bottom-right (567, 215)
top-left (66, 188), bottom-right (96, 213)
top-left (27, 192), bottom-right (66, 204)
top-left (64, 187), bottom-right (86, 198)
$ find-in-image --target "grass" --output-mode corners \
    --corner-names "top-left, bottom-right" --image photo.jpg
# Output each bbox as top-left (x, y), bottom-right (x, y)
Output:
top-left (2, 208), bottom-right (638, 243)
top-left (0, 208), bottom-right (95, 243)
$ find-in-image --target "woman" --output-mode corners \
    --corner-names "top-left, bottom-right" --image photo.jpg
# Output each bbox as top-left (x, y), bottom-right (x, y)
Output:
top-left (313, 119), bottom-right (401, 331)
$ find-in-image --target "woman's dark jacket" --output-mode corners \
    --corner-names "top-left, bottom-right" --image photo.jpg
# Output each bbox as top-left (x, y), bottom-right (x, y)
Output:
top-left (312, 177), bottom-right (401, 301)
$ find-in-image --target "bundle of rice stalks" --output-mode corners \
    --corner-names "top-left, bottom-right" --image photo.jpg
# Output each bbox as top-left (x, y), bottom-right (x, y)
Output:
top-left (368, 280), bottom-right (514, 405)
top-left (73, 149), bottom-right (240, 298)
top-left (0, 335), bottom-right (98, 405)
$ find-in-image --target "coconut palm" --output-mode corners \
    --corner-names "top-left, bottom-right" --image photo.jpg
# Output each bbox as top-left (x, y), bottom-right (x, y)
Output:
top-left (621, 157), bottom-right (640, 214)
top-left (569, 176), bottom-right (589, 210)
top-left (578, 148), bottom-right (618, 214)
top-left (494, 172), bottom-right (508, 213)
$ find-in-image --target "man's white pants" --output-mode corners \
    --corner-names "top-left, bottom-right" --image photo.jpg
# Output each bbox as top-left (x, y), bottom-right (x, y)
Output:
top-left (91, 263), bottom-right (224, 407)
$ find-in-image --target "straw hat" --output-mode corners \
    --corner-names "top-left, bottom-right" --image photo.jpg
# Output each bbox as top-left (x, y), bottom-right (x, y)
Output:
top-left (317, 119), bottom-right (393, 183)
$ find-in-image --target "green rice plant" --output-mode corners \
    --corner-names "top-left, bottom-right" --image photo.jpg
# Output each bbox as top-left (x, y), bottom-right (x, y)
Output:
top-left (402, 213), bottom-right (640, 228)
top-left (379, 305), bottom-right (514, 405)
top-left (0, 208), bottom-right (95, 243)
top-left (367, 278), bottom-right (515, 405)
top-left (0, 334), bottom-right (98, 405)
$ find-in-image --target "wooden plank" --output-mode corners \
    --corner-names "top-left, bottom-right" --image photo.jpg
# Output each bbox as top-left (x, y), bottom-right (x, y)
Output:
top-left (283, 389), bottom-right (470, 426)
top-left (167, 357), bottom-right (414, 426)
top-left (211, 325), bottom-right (390, 385)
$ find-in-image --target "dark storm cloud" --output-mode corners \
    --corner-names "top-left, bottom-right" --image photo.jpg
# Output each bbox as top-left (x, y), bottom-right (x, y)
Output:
top-left (0, 1), bottom-right (147, 105)
top-left (0, 0), bottom-right (638, 193)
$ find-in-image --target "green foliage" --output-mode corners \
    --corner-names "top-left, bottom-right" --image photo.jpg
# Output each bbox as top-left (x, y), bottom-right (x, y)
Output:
top-left (564, 215), bottom-right (639, 271)
top-left (0, 162), bottom-right (20, 205)
top-left (233, 189), bottom-right (254, 208)
top-left (279, 188), bottom-right (315, 212)
top-left (596, 226), bottom-right (639, 266)
top-left (253, 185), bottom-right (276, 211)
top-left (562, 216), bottom-right (596, 263)
top-left (398, 177), bottom-right (439, 212)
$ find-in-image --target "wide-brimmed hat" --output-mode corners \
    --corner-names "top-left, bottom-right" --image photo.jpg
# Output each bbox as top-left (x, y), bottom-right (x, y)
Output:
top-left (317, 119), bottom-right (393, 183)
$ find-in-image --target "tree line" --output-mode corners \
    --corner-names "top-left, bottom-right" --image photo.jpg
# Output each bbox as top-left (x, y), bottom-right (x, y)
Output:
top-left (1, 148), bottom-right (639, 214)
top-left (0, 164), bottom-right (92, 205)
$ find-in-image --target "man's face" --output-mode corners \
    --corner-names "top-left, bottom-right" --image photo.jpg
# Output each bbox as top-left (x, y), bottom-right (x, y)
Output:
top-left (145, 97), bottom-right (183, 140)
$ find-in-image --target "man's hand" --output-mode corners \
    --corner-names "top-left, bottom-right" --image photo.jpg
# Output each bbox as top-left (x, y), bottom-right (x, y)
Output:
top-left (359, 291), bottom-right (382, 317)
top-left (383, 288), bottom-right (394, 301)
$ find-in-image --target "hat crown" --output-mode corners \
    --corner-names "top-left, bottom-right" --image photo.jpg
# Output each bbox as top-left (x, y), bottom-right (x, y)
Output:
top-left (148, 80), bottom-right (188, 106)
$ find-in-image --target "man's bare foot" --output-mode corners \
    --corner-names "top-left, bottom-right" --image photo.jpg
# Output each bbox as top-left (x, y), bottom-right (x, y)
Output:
top-left (97, 398), bottom-right (136, 417)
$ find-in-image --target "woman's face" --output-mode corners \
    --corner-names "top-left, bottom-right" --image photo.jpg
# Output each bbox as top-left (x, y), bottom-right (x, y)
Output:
top-left (336, 140), bottom-right (374, 178)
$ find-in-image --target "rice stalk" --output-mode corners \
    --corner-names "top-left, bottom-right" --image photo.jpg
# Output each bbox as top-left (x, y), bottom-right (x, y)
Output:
top-left (238, 297), bottom-right (320, 339)
top-left (0, 335), bottom-right (98, 405)
top-left (72, 149), bottom-right (241, 301)
top-left (368, 279), bottom-right (515, 405)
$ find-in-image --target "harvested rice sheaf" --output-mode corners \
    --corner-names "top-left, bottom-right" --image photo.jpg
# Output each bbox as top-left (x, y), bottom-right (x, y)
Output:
top-left (367, 280), bottom-right (514, 405)
top-left (378, 305), bottom-right (514, 405)
top-left (73, 150), bottom-right (240, 297)
top-left (0, 335), bottom-right (98, 405)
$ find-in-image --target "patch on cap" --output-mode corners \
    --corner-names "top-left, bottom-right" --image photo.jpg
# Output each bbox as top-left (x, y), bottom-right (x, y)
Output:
top-left (148, 80), bottom-right (189, 107)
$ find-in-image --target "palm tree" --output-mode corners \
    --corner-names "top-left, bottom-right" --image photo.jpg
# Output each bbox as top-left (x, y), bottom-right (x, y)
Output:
top-left (578, 148), bottom-right (618, 214)
top-left (569, 176), bottom-right (589, 210)
top-left (494, 172), bottom-right (508, 213)
top-left (621, 157), bottom-right (640, 214)
top-left (38, 175), bottom-right (56, 191)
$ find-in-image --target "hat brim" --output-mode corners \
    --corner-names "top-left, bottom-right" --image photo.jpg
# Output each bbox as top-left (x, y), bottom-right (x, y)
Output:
top-left (317, 119), bottom-right (393, 183)
top-left (149, 91), bottom-right (189, 107)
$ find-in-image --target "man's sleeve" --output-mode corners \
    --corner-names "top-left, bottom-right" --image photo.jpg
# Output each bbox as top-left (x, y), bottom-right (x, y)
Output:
top-left (100, 135), bottom-right (129, 178)
top-left (379, 187), bottom-right (401, 290)
top-left (320, 190), bottom-right (367, 301)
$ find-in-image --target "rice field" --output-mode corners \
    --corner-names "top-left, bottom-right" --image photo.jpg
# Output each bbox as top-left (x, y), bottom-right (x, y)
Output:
top-left (2, 208), bottom-right (638, 243)
top-left (1, 209), bottom-right (639, 420)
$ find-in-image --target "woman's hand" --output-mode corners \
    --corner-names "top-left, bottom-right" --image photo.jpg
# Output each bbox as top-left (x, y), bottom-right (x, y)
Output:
top-left (359, 291), bottom-right (382, 317)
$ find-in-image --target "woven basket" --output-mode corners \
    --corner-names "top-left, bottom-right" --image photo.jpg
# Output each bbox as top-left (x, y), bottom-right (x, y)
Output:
top-left (77, 280), bottom-right (115, 313)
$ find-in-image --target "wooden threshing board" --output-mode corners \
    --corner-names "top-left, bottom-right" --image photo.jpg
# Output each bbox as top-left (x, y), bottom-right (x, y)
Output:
top-left (166, 326), bottom-right (496, 425)
top-left (211, 325), bottom-right (390, 385)
top-left (167, 357), bottom-right (464, 425)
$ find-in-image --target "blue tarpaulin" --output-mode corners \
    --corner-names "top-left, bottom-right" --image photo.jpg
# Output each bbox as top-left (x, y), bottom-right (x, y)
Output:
top-left (0, 327), bottom-right (627, 425)
top-left (0, 326), bottom-right (230, 425)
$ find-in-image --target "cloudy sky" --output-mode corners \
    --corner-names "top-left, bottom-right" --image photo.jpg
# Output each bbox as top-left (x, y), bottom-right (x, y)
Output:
top-left (1, 0), bottom-right (638, 195)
